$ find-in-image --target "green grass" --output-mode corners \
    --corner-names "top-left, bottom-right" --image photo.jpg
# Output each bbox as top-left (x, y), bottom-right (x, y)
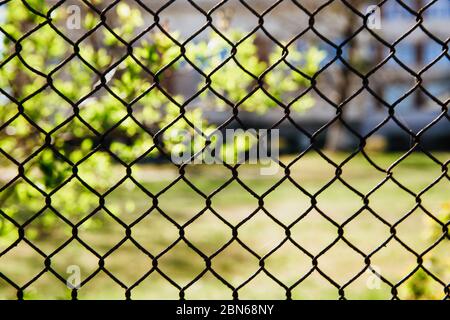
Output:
top-left (0, 152), bottom-right (449, 299)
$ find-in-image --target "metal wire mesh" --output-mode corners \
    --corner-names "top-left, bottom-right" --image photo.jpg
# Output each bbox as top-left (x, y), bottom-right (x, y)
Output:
top-left (0, 0), bottom-right (449, 300)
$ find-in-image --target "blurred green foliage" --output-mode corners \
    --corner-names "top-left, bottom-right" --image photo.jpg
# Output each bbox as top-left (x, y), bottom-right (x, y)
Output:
top-left (0, 1), bottom-right (325, 238)
top-left (403, 202), bottom-right (449, 299)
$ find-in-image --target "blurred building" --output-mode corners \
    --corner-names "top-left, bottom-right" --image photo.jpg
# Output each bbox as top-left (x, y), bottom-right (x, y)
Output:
top-left (145, 0), bottom-right (449, 150)
top-left (360, 0), bottom-right (449, 151)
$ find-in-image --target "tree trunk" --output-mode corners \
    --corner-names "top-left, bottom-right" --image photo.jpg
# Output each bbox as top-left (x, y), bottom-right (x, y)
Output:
top-left (324, 12), bottom-right (357, 151)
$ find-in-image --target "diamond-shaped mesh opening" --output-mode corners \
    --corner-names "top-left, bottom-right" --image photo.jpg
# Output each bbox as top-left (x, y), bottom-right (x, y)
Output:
top-left (343, 209), bottom-right (391, 254)
top-left (157, 180), bottom-right (206, 225)
top-left (317, 240), bottom-right (366, 285)
top-left (209, 180), bottom-right (260, 226)
top-left (0, 241), bottom-right (45, 287)
top-left (131, 210), bottom-right (179, 255)
top-left (157, 241), bottom-right (205, 287)
top-left (104, 179), bottom-right (153, 225)
top-left (23, 88), bottom-right (74, 132)
top-left (105, 57), bottom-right (156, 103)
top-left (49, 239), bottom-right (99, 281)
top-left (1, 179), bottom-right (46, 225)
top-left (369, 240), bottom-right (418, 285)
top-left (23, 149), bottom-right (73, 192)
top-left (0, 0), bottom-right (448, 301)
top-left (211, 241), bottom-right (259, 288)
top-left (395, 207), bottom-right (444, 253)
top-left (0, 116), bottom-right (46, 162)
top-left (77, 209), bottom-right (125, 257)
top-left (77, 152), bottom-right (127, 190)
top-left (262, 181), bottom-right (312, 225)
top-left (263, 241), bottom-right (312, 287)
top-left (156, 2), bottom-right (207, 43)
top-left (339, 154), bottom-right (389, 194)
top-left (77, 27), bottom-right (127, 71)
top-left (368, 179), bottom-right (419, 224)
top-left (238, 210), bottom-right (285, 256)
top-left (52, 57), bottom-right (97, 102)
top-left (184, 210), bottom-right (232, 256)
top-left (316, 180), bottom-right (365, 224)
top-left (103, 240), bottom-right (152, 287)
top-left (290, 210), bottom-right (338, 256)
top-left (50, 178), bottom-right (98, 224)
top-left (18, 25), bottom-right (70, 74)
top-left (23, 209), bottom-right (72, 254)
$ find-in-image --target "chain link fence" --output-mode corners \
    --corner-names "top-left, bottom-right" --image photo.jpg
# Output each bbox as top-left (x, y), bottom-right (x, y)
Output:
top-left (0, 0), bottom-right (449, 300)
